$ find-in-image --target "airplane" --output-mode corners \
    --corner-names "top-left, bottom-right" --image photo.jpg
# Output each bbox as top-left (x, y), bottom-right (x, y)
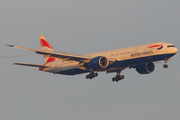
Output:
top-left (6, 34), bottom-right (178, 82)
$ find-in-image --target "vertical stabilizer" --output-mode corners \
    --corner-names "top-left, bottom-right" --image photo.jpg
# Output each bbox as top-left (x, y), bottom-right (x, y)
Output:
top-left (39, 34), bottom-right (56, 63)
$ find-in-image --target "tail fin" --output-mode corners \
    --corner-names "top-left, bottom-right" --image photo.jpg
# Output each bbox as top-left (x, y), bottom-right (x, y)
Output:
top-left (39, 34), bottom-right (56, 64)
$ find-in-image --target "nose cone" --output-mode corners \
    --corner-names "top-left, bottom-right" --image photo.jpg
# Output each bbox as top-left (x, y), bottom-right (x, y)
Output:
top-left (174, 47), bottom-right (178, 54)
top-left (167, 46), bottom-right (178, 55)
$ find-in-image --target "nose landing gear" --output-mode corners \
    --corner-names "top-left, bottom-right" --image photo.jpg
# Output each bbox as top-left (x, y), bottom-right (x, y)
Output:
top-left (163, 58), bottom-right (170, 68)
top-left (163, 64), bottom-right (168, 68)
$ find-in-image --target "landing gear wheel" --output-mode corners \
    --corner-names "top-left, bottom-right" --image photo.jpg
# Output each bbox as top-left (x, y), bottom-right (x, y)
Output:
top-left (95, 73), bottom-right (98, 77)
top-left (163, 64), bottom-right (168, 68)
top-left (121, 75), bottom-right (124, 79)
top-left (112, 70), bottom-right (125, 82)
top-left (86, 72), bottom-right (98, 79)
top-left (86, 75), bottom-right (89, 79)
top-left (112, 75), bottom-right (124, 82)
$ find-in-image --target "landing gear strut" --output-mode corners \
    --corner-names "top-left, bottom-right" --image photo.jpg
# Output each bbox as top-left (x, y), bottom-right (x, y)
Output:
top-left (163, 58), bottom-right (170, 68)
top-left (86, 72), bottom-right (98, 79)
top-left (112, 71), bottom-right (124, 82)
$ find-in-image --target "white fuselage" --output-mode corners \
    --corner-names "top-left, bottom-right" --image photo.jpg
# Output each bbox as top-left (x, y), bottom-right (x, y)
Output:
top-left (43, 42), bottom-right (178, 75)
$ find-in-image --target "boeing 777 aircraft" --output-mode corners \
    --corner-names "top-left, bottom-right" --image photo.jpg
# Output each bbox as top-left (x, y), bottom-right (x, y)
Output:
top-left (7, 34), bottom-right (178, 82)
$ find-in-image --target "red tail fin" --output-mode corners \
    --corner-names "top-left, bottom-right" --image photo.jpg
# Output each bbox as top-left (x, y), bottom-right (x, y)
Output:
top-left (39, 34), bottom-right (56, 63)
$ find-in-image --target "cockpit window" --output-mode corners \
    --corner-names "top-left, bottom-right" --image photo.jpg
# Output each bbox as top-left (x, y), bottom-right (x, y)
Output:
top-left (167, 45), bottom-right (175, 47)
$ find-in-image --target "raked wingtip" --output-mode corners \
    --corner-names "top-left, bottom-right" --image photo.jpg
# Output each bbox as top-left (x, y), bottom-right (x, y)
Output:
top-left (6, 44), bottom-right (14, 47)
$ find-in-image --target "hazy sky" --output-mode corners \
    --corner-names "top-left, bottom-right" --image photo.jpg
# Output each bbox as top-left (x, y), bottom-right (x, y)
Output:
top-left (1, 0), bottom-right (180, 120)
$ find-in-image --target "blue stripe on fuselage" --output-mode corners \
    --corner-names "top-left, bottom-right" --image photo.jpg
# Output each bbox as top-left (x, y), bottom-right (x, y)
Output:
top-left (57, 68), bottom-right (89, 75)
top-left (56, 53), bottom-right (175, 75)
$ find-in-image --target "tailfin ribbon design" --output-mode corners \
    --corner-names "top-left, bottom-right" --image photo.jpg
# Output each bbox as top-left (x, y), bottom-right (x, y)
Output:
top-left (39, 34), bottom-right (56, 63)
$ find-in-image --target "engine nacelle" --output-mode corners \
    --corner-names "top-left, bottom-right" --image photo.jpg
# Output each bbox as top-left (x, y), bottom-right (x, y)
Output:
top-left (89, 56), bottom-right (109, 70)
top-left (136, 62), bottom-right (155, 74)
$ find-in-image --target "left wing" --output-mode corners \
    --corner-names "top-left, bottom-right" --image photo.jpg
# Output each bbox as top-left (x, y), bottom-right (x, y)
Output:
top-left (13, 63), bottom-right (49, 68)
top-left (6, 45), bottom-right (91, 62)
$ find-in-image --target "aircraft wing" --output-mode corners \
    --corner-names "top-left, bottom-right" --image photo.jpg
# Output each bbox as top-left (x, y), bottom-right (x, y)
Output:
top-left (13, 63), bottom-right (49, 68)
top-left (6, 45), bottom-right (91, 62)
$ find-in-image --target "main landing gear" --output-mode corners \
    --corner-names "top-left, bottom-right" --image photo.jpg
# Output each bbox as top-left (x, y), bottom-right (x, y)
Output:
top-left (112, 71), bottom-right (124, 82)
top-left (86, 72), bottom-right (98, 79)
top-left (163, 58), bottom-right (170, 68)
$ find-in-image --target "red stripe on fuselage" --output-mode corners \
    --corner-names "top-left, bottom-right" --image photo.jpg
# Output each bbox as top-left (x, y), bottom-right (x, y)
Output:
top-left (148, 45), bottom-right (163, 48)
top-left (40, 39), bottom-right (53, 49)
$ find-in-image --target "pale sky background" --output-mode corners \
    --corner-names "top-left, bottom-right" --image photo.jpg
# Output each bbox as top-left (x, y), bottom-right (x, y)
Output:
top-left (0, 0), bottom-right (180, 120)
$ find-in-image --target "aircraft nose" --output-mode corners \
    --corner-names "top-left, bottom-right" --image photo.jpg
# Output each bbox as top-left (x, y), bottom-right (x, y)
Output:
top-left (173, 47), bottom-right (178, 54)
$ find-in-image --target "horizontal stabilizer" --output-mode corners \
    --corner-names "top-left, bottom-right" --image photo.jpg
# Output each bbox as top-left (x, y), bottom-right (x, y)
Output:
top-left (13, 63), bottom-right (49, 68)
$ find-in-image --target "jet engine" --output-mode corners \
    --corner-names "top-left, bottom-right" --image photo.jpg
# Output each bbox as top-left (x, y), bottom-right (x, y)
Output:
top-left (89, 56), bottom-right (109, 70)
top-left (136, 62), bottom-right (155, 74)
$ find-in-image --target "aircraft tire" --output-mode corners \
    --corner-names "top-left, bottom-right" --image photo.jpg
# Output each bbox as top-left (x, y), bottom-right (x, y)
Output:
top-left (163, 64), bottom-right (168, 68)
top-left (121, 75), bottom-right (124, 79)
top-left (95, 73), bottom-right (98, 77)
top-left (112, 77), bottom-right (115, 82)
